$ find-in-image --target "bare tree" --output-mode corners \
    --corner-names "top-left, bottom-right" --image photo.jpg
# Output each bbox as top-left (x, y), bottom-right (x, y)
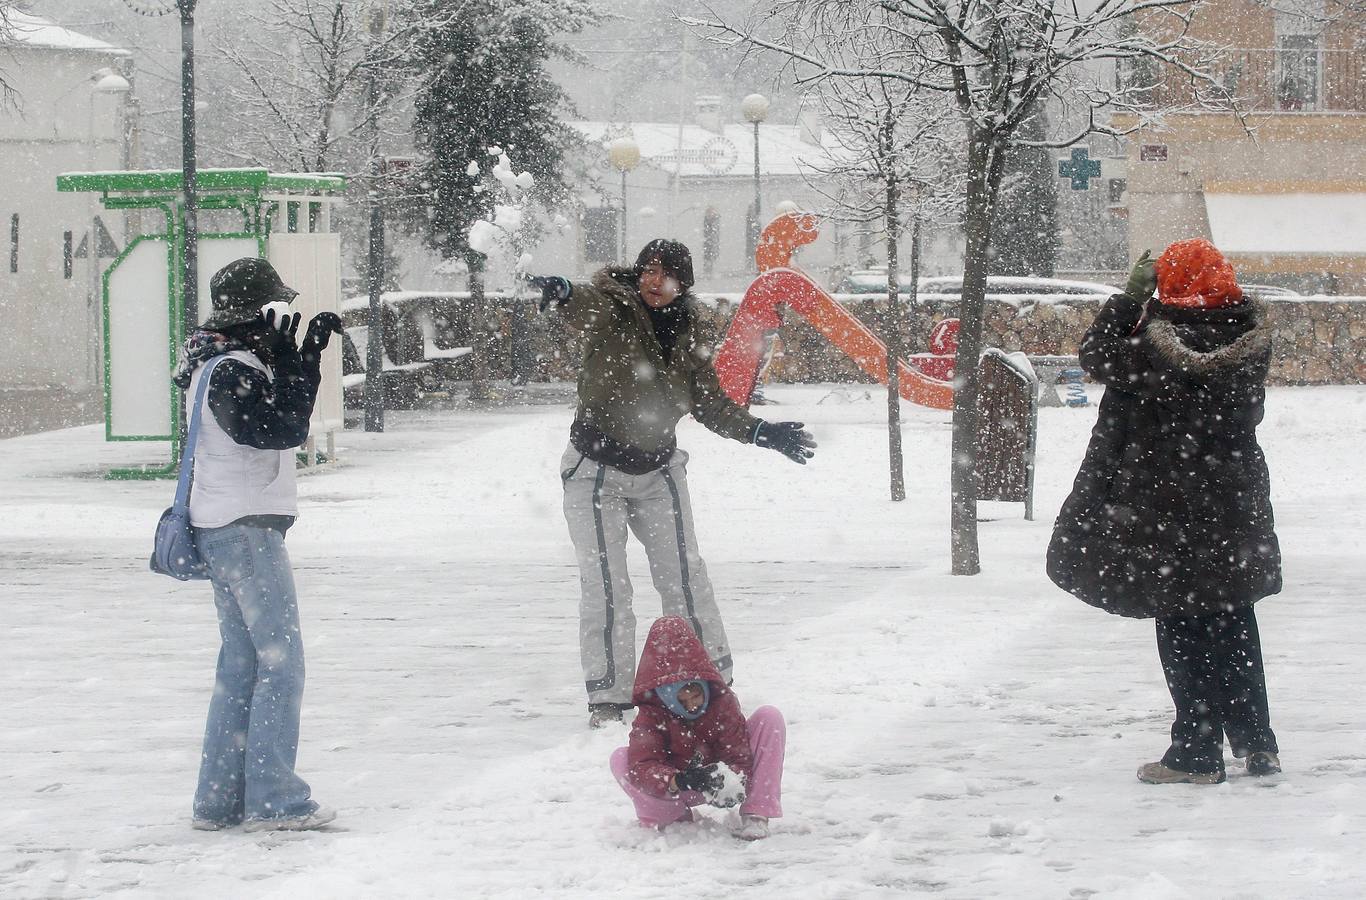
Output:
top-left (204, 0), bottom-right (463, 175)
top-left (803, 70), bottom-right (963, 501)
top-left (689, 0), bottom-right (1235, 574)
top-left (0, 0), bottom-right (24, 106)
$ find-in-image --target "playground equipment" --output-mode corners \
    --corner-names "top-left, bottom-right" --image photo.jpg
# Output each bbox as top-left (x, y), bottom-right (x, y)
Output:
top-left (714, 213), bottom-right (956, 411)
top-left (55, 168), bottom-right (347, 477)
top-left (718, 211), bottom-right (1039, 518)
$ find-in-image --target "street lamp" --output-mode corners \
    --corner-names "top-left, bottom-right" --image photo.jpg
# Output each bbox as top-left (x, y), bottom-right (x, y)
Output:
top-left (608, 136), bottom-right (640, 261)
top-left (85, 69), bottom-right (132, 390)
top-left (741, 93), bottom-right (769, 271)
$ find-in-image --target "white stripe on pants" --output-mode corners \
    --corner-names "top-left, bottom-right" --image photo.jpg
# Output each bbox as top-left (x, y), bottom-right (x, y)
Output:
top-left (561, 443), bottom-right (733, 705)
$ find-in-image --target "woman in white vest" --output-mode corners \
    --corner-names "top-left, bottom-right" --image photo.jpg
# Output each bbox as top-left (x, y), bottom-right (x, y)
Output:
top-left (175, 257), bottom-right (340, 832)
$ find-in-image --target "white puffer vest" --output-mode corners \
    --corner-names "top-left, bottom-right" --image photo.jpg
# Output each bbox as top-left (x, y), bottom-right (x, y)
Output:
top-left (186, 350), bottom-right (299, 528)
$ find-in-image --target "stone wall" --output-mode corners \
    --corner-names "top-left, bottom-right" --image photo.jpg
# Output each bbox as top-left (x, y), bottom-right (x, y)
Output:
top-left (695, 296), bottom-right (1366, 387)
top-left (468, 295), bottom-right (1366, 387)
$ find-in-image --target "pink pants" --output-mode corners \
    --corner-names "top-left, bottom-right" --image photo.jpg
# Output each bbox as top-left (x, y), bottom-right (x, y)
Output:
top-left (609, 705), bottom-right (785, 828)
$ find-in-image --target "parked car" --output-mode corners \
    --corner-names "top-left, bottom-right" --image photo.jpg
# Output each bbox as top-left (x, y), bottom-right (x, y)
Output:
top-left (834, 270), bottom-right (1119, 298)
top-left (1240, 284), bottom-right (1302, 300)
top-left (918, 275), bottom-right (1120, 297)
top-left (833, 268), bottom-right (918, 294)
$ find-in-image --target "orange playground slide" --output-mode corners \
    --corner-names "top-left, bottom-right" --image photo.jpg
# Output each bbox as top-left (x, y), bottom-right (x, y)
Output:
top-left (714, 213), bottom-right (956, 410)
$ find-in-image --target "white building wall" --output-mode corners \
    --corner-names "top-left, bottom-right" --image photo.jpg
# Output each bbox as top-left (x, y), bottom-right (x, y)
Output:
top-left (0, 42), bottom-right (131, 391)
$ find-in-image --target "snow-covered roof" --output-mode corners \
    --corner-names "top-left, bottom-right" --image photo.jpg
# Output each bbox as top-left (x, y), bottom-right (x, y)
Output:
top-left (1205, 189), bottom-right (1366, 256)
top-left (572, 120), bottom-right (845, 180)
top-left (4, 11), bottom-right (130, 55)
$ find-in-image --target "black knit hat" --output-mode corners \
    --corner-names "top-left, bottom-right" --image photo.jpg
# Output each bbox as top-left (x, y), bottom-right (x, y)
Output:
top-left (634, 239), bottom-right (695, 289)
top-left (204, 257), bottom-right (298, 329)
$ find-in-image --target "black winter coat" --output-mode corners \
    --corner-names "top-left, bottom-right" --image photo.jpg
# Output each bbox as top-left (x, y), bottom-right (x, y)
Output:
top-left (1046, 292), bottom-right (1282, 618)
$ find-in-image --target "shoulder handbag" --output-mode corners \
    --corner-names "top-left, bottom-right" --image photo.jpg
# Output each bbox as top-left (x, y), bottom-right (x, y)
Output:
top-left (149, 355), bottom-right (226, 581)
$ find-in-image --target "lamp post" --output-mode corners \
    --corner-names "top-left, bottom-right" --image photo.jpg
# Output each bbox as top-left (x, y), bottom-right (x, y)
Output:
top-left (86, 70), bottom-right (132, 391)
top-left (608, 136), bottom-right (640, 262)
top-left (741, 93), bottom-right (769, 271)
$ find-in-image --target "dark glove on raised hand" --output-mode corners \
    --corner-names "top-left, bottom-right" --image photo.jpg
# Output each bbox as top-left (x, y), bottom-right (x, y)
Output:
top-left (250, 308), bottom-right (302, 358)
top-left (301, 311), bottom-right (343, 366)
top-left (754, 420), bottom-right (817, 464)
top-left (1124, 250), bottom-right (1156, 303)
top-left (674, 764), bottom-right (723, 795)
top-left (529, 275), bottom-right (572, 313)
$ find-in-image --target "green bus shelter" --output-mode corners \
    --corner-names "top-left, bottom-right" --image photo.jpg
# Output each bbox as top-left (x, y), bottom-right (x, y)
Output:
top-left (56, 168), bottom-right (348, 478)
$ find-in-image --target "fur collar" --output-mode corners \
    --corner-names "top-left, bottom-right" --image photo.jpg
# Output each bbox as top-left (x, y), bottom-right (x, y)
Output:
top-left (1144, 299), bottom-right (1272, 375)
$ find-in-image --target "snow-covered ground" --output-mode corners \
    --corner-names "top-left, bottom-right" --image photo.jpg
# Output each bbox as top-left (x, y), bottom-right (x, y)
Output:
top-left (2, 384), bottom-right (1363, 899)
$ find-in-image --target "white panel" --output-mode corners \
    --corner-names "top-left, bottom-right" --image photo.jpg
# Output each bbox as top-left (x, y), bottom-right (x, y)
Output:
top-left (267, 233), bottom-right (344, 434)
top-left (1204, 193), bottom-right (1366, 255)
top-left (107, 238), bottom-right (172, 438)
top-left (198, 237), bottom-right (262, 324)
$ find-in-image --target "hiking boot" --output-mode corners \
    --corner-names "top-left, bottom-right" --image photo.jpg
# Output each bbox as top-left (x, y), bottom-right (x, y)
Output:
top-left (1136, 762), bottom-right (1225, 785)
top-left (733, 814), bottom-right (770, 841)
top-left (242, 806), bottom-right (337, 833)
top-left (588, 703), bottom-right (625, 729)
top-left (1246, 751), bottom-right (1281, 776)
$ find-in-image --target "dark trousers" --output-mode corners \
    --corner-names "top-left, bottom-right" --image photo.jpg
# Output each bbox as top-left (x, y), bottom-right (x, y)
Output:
top-left (1156, 605), bottom-right (1278, 774)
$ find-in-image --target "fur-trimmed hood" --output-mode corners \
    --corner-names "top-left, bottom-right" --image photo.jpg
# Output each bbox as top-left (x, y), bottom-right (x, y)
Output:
top-left (590, 266), bottom-right (698, 313)
top-left (1144, 298), bottom-right (1272, 376)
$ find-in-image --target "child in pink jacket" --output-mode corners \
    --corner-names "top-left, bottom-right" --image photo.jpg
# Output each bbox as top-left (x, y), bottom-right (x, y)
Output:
top-left (608, 616), bottom-right (786, 840)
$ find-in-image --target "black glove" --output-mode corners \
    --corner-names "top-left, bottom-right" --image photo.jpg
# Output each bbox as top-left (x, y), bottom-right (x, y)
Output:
top-left (301, 312), bottom-right (343, 366)
top-left (529, 275), bottom-right (572, 313)
top-left (754, 420), bottom-right (817, 464)
top-left (674, 764), bottom-right (723, 795)
top-left (249, 307), bottom-right (302, 358)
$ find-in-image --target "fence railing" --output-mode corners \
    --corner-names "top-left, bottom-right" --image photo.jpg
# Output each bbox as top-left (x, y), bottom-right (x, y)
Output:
top-left (1204, 47), bottom-right (1365, 113)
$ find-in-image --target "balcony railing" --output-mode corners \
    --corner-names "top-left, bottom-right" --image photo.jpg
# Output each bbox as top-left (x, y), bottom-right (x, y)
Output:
top-left (1211, 47), bottom-right (1365, 113)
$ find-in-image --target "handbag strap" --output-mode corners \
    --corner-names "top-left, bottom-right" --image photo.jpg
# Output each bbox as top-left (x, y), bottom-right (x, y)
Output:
top-left (173, 354), bottom-right (228, 512)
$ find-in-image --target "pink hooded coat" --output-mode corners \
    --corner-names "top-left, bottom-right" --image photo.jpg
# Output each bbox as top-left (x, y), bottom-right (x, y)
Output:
top-left (626, 617), bottom-right (754, 798)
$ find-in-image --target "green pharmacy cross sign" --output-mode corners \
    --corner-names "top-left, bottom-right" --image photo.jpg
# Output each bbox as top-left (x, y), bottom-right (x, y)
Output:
top-left (1058, 148), bottom-right (1102, 190)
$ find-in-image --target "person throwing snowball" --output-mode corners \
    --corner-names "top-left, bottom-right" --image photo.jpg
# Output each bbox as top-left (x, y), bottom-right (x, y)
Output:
top-left (532, 239), bottom-right (815, 728)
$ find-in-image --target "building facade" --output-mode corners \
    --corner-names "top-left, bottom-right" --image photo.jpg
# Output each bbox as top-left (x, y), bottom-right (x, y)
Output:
top-left (1123, 0), bottom-right (1366, 293)
top-left (0, 13), bottom-right (135, 393)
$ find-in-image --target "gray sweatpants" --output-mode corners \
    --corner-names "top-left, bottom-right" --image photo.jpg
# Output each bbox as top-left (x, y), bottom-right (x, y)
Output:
top-left (561, 443), bottom-right (733, 706)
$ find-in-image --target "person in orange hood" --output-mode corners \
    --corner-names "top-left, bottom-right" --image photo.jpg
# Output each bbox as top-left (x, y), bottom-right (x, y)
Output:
top-left (608, 617), bottom-right (786, 840)
top-left (1048, 238), bottom-right (1281, 785)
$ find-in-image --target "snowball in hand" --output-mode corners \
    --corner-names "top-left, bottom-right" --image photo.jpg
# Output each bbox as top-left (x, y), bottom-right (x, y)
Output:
top-left (259, 301), bottom-right (293, 328)
top-left (711, 764), bottom-right (747, 808)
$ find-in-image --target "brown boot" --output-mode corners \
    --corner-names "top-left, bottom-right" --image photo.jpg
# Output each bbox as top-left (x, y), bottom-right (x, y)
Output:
top-left (1136, 762), bottom-right (1225, 784)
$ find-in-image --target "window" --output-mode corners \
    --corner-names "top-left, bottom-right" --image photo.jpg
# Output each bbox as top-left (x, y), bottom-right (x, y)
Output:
top-left (1276, 34), bottom-right (1321, 110)
top-left (64, 231), bottom-right (73, 279)
top-left (9, 214), bottom-right (16, 273)
top-left (1274, 3), bottom-right (1324, 111)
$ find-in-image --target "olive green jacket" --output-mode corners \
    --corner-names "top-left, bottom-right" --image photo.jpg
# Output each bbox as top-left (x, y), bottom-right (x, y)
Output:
top-left (565, 267), bottom-right (759, 453)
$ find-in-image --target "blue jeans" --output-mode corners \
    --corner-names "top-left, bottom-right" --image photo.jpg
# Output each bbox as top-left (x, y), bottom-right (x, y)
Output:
top-left (192, 523), bottom-right (316, 824)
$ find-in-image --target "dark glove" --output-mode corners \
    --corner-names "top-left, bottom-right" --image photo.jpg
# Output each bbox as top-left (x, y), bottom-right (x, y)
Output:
top-left (249, 307), bottom-right (302, 357)
top-left (754, 420), bottom-right (817, 464)
top-left (301, 312), bottom-right (343, 366)
top-left (529, 275), bottom-right (572, 313)
top-left (674, 764), bottom-right (723, 795)
top-left (1124, 250), bottom-right (1156, 302)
